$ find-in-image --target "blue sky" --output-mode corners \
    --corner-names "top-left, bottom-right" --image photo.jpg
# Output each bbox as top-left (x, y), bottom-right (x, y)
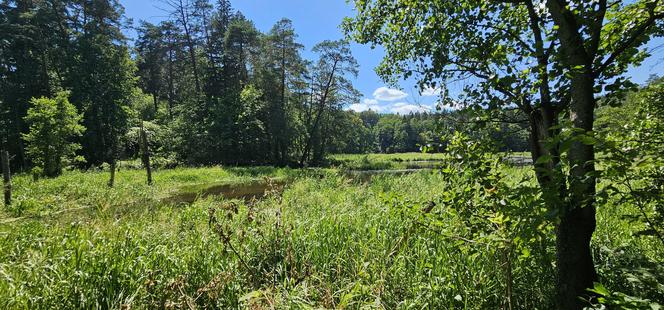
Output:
top-left (119, 0), bottom-right (663, 115)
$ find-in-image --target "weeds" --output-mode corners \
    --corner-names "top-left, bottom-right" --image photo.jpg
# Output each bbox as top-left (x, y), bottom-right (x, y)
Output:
top-left (0, 161), bottom-right (661, 308)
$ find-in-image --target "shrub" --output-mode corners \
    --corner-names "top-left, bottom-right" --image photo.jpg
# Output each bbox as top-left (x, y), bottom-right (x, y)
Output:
top-left (22, 92), bottom-right (85, 178)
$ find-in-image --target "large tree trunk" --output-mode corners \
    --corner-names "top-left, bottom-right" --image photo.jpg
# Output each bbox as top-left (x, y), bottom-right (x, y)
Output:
top-left (557, 71), bottom-right (598, 310)
top-left (529, 84), bottom-right (598, 310)
top-left (546, 2), bottom-right (599, 308)
top-left (528, 111), bottom-right (552, 184)
top-left (528, 105), bottom-right (566, 204)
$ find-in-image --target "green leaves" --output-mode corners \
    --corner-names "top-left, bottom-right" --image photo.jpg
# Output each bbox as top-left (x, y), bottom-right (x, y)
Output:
top-left (588, 282), bottom-right (663, 310)
top-left (22, 92), bottom-right (85, 178)
top-left (589, 282), bottom-right (610, 297)
top-left (597, 78), bottom-right (664, 246)
top-left (346, 0), bottom-right (539, 109)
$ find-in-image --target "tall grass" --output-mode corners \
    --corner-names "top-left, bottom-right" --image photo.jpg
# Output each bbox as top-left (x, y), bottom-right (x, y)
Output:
top-left (0, 170), bottom-right (546, 308)
top-left (1, 166), bottom-right (298, 219)
top-left (0, 163), bottom-right (660, 308)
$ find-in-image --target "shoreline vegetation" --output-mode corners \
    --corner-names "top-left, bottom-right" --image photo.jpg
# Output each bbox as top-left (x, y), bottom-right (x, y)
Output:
top-left (1, 153), bottom-right (662, 308)
top-left (1, 0), bottom-right (663, 308)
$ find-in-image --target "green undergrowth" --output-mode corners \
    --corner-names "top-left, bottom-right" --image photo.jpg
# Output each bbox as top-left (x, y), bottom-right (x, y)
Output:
top-left (0, 166), bottom-right (302, 219)
top-left (0, 169), bottom-right (549, 308)
top-left (0, 163), bottom-right (661, 309)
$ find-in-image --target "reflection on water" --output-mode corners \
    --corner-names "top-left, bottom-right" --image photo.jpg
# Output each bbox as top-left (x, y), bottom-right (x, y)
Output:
top-left (165, 179), bottom-right (288, 204)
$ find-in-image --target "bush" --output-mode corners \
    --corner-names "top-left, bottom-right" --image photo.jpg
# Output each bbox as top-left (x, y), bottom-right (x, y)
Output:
top-left (22, 92), bottom-right (85, 178)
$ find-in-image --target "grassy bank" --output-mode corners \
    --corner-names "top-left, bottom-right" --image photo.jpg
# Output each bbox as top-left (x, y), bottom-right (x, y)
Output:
top-left (329, 152), bottom-right (531, 171)
top-left (0, 159), bottom-right (661, 308)
top-left (1, 166), bottom-right (300, 220)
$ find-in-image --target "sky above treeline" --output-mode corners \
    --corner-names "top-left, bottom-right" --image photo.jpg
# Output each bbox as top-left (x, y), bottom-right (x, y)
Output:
top-left (119, 0), bottom-right (664, 115)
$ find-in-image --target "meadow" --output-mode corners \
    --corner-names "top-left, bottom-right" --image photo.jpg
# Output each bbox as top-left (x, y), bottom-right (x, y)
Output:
top-left (0, 155), bottom-right (661, 309)
top-left (328, 152), bottom-right (532, 171)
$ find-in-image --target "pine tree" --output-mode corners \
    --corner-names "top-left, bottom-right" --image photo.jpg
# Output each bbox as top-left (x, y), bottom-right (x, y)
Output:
top-left (67, 0), bottom-right (136, 166)
top-left (300, 40), bottom-right (360, 165)
top-left (262, 18), bottom-right (305, 164)
top-left (0, 0), bottom-right (70, 169)
top-left (136, 22), bottom-right (167, 115)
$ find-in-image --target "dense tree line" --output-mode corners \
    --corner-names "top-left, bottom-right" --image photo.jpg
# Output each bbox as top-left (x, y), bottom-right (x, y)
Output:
top-left (332, 110), bottom-right (529, 154)
top-left (0, 0), bottom-right (367, 171)
top-left (0, 0), bottom-right (135, 171)
top-left (0, 0), bottom-right (530, 174)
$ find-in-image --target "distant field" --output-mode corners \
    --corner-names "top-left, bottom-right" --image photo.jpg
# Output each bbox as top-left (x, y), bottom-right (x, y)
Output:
top-left (328, 153), bottom-right (447, 171)
top-left (330, 152), bottom-right (448, 162)
top-left (329, 152), bottom-right (532, 170)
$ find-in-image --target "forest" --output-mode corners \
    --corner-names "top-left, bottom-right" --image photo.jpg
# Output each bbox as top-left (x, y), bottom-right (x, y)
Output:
top-left (0, 0), bottom-right (528, 171)
top-left (0, 0), bottom-right (663, 309)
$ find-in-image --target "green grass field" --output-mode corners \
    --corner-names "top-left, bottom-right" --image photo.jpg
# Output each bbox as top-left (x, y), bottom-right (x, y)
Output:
top-left (329, 152), bottom-right (532, 171)
top-left (329, 153), bottom-right (449, 170)
top-left (0, 154), bottom-right (661, 309)
top-left (1, 166), bottom-right (301, 220)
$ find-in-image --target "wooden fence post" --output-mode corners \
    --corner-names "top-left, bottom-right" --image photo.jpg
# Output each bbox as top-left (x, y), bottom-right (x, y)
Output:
top-left (140, 122), bottom-right (153, 185)
top-left (108, 158), bottom-right (116, 188)
top-left (1, 150), bottom-right (11, 206)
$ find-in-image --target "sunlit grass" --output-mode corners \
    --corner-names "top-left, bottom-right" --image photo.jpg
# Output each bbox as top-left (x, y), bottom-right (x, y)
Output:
top-left (1, 166), bottom-right (301, 219)
top-left (0, 155), bottom-right (660, 308)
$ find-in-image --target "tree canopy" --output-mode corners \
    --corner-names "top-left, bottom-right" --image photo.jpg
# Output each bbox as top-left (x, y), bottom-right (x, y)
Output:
top-left (345, 0), bottom-right (663, 307)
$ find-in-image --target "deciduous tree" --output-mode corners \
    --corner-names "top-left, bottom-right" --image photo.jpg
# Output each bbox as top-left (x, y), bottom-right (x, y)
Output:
top-left (345, 0), bottom-right (664, 307)
top-left (22, 92), bottom-right (84, 177)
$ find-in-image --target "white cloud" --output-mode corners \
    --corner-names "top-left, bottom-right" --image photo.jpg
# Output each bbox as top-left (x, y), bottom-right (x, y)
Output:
top-left (373, 87), bottom-right (408, 101)
top-left (347, 103), bottom-right (383, 113)
top-left (363, 98), bottom-right (379, 105)
top-left (346, 98), bottom-right (383, 112)
top-left (390, 103), bottom-right (431, 115)
top-left (420, 86), bottom-right (441, 97)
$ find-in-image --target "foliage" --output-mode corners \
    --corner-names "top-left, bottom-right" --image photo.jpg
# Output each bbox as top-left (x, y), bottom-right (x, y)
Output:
top-left (300, 40), bottom-right (361, 165)
top-left (329, 110), bottom-right (530, 156)
top-left (600, 78), bottom-right (664, 245)
top-left (123, 121), bottom-right (177, 168)
top-left (235, 84), bottom-right (269, 162)
top-left (410, 132), bottom-right (554, 308)
top-left (22, 92), bottom-right (85, 178)
top-left (325, 111), bottom-right (375, 154)
top-left (0, 0), bottom-right (136, 168)
top-left (1, 0), bottom-right (663, 308)
top-left (588, 281), bottom-right (663, 310)
top-left (0, 157), bottom-right (662, 308)
top-left (0, 0), bottom-right (530, 171)
top-left (344, 0), bottom-right (664, 306)
top-left (0, 165), bottom-right (551, 308)
top-left (588, 78), bottom-right (664, 308)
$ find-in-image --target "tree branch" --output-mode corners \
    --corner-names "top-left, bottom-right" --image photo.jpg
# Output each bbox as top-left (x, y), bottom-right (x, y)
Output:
top-left (588, 0), bottom-right (607, 58)
top-left (594, 1), bottom-right (664, 78)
